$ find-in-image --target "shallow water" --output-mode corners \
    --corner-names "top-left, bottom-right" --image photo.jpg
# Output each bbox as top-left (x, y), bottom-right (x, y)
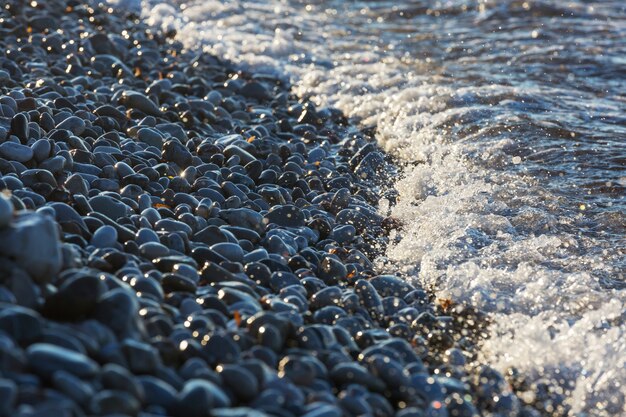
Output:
top-left (136, 0), bottom-right (626, 414)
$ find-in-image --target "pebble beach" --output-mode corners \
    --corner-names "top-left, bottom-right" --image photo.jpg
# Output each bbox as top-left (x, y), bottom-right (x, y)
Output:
top-left (2, 1), bottom-right (619, 417)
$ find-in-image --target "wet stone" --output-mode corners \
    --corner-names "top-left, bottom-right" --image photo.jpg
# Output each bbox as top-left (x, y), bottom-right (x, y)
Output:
top-left (90, 389), bottom-right (141, 416)
top-left (27, 343), bottom-right (99, 379)
top-left (0, 379), bottom-right (17, 416)
top-left (56, 116), bottom-right (85, 135)
top-left (264, 205), bottom-right (305, 228)
top-left (90, 225), bottom-right (118, 248)
top-left (211, 242), bottom-right (245, 263)
top-left (0, 142), bottom-right (33, 163)
top-left (0, 306), bottom-right (43, 343)
top-left (0, 193), bottom-right (12, 229)
top-left (42, 272), bottom-right (107, 321)
top-left (89, 195), bottom-right (132, 220)
top-left (121, 91), bottom-right (162, 116)
top-left (0, 211), bottom-right (62, 283)
top-left (176, 379), bottom-right (232, 417)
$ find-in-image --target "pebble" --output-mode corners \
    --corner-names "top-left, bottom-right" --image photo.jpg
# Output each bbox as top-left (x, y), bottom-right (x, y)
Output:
top-left (0, 193), bottom-right (12, 228)
top-left (56, 116), bottom-right (85, 135)
top-left (264, 205), bottom-right (305, 228)
top-left (0, 142), bottom-right (33, 162)
top-left (211, 242), bottom-right (245, 263)
top-left (0, 212), bottom-right (62, 283)
top-left (0, 306), bottom-right (43, 343)
top-left (42, 272), bottom-right (107, 321)
top-left (177, 379), bottom-right (232, 416)
top-left (0, 379), bottom-right (17, 416)
top-left (26, 343), bottom-right (99, 378)
top-left (121, 91), bottom-right (162, 116)
top-left (90, 225), bottom-right (118, 248)
top-left (89, 195), bottom-right (132, 220)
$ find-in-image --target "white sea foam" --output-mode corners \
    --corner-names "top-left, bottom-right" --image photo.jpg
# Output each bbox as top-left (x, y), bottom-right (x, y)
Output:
top-left (141, 1), bottom-right (626, 414)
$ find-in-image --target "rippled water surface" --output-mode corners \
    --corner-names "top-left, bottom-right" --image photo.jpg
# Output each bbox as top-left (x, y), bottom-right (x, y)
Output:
top-left (137, 0), bottom-right (626, 414)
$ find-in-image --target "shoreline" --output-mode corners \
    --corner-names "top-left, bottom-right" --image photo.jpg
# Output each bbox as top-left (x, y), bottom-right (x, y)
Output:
top-left (0, 1), bottom-right (546, 416)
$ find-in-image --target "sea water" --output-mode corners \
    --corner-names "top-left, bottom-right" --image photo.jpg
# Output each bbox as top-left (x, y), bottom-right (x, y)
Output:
top-left (134, 0), bottom-right (625, 414)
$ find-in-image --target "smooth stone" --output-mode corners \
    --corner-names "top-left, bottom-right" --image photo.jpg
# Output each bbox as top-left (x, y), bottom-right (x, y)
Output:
top-left (218, 364), bottom-right (259, 402)
top-left (39, 156), bottom-right (66, 174)
top-left (0, 305), bottom-right (43, 343)
top-left (31, 139), bottom-right (51, 162)
top-left (42, 272), bottom-right (107, 321)
top-left (155, 218), bottom-right (192, 236)
top-left (52, 370), bottom-right (94, 405)
top-left (220, 208), bottom-right (265, 234)
top-left (243, 248), bottom-right (269, 263)
top-left (329, 224), bottom-right (356, 244)
top-left (21, 168), bottom-right (58, 188)
top-left (240, 81), bottom-right (270, 100)
top-left (10, 113), bottom-right (29, 141)
top-left (369, 275), bottom-right (416, 298)
top-left (0, 142), bottom-right (33, 162)
top-left (140, 242), bottom-right (170, 259)
top-left (139, 375), bottom-right (178, 410)
top-left (138, 127), bottom-right (164, 149)
top-left (101, 363), bottom-right (145, 401)
top-left (89, 195), bottom-right (132, 220)
top-left (90, 389), bottom-right (141, 416)
top-left (269, 271), bottom-right (301, 292)
top-left (212, 408), bottom-right (270, 417)
top-left (355, 279), bottom-right (384, 320)
top-left (94, 288), bottom-right (141, 338)
top-left (27, 343), bottom-right (99, 378)
top-left (162, 273), bottom-right (196, 293)
top-left (330, 363), bottom-right (386, 392)
top-left (335, 208), bottom-right (382, 233)
top-left (162, 140), bottom-right (193, 168)
top-left (0, 193), bottom-right (12, 228)
top-left (56, 116), bottom-right (86, 135)
top-left (301, 405), bottom-right (342, 417)
top-left (49, 202), bottom-right (87, 230)
top-left (210, 242), bottom-right (244, 263)
top-left (90, 225), bottom-right (118, 248)
top-left (156, 123), bottom-right (188, 142)
top-left (0, 378), bottom-right (17, 416)
top-left (141, 207), bottom-right (162, 225)
top-left (114, 161), bottom-right (135, 178)
top-left (223, 144), bottom-right (257, 165)
top-left (172, 263), bottom-right (200, 283)
top-left (193, 225), bottom-right (230, 246)
top-left (176, 379), bottom-right (232, 417)
top-left (135, 228), bottom-right (160, 245)
top-left (122, 339), bottom-right (161, 374)
top-left (121, 91), bottom-right (162, 116)
top-left (0, 212), bottom-right (61, 283)
top-left (354, 152), bottom-right (386, 182)
top-left (264, 205), bottom-right (305, 228)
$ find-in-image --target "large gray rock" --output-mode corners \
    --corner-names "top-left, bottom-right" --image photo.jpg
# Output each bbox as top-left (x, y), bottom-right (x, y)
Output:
top-left (0, 212), bottom-right (61, 283)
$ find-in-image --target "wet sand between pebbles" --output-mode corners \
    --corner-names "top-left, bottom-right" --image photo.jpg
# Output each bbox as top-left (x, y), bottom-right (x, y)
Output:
top-left (0, 1), bottom-right (543, 417)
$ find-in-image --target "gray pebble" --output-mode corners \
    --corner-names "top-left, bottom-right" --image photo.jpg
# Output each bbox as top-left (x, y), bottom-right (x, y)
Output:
top-left (0, 142), bottom-right (33, 162)
top-left (0, 193), bottom-right (12, 228)
top-left (90, 225), bottom-right (118, 248)
top-left (27, 343), bottom-right (99, 378)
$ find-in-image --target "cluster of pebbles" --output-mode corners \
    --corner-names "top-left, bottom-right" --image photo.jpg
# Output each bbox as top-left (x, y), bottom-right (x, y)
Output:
top-left (0, 1), bottom-right (543, 417)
